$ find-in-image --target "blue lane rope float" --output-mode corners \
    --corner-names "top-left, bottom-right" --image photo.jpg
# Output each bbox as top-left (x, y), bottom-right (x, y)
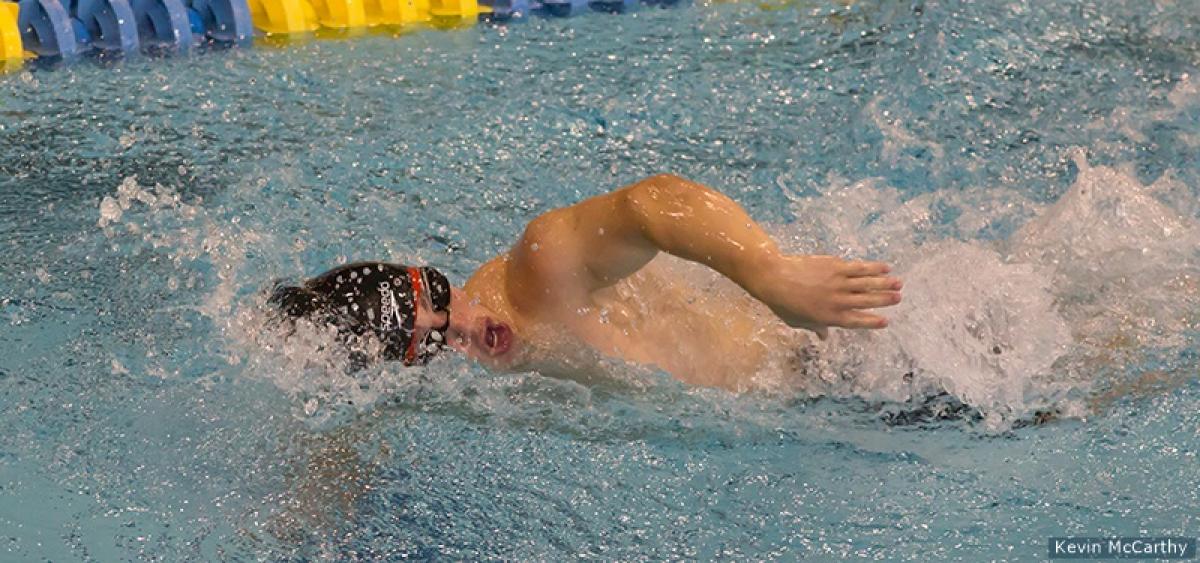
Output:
top-left (72, 0), bottom-right (141, 54)
top-left (588, 0), bottom-right (634, 13)
top-left (130, 0), bottom-right (195, 53)
top-left (534, 0), bottom-right (587, 17)
top-left (17, 0), bottom-right (81, 58)
top-left (188, 0), bottom-right (251, 44)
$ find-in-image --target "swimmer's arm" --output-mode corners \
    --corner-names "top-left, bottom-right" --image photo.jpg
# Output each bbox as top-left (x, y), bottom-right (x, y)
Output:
top-left (510, 174), bottom-right (902, 338)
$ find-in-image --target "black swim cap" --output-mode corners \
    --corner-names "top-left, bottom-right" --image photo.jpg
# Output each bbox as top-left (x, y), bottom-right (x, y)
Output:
top-left (269, 261), bottom-right (452, 366)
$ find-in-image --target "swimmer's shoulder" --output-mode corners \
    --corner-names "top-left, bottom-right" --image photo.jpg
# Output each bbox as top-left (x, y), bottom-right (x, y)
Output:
top-left (464, 255), bottom-right (508, 304)
top-left (497, 212), bottom-right (592, 312)
top-left (462, 253), bottom-right (556, 326)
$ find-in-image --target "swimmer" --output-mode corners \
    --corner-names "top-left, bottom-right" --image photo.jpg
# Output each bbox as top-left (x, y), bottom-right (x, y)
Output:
top-left (270, 174), bottom-right (903, 389)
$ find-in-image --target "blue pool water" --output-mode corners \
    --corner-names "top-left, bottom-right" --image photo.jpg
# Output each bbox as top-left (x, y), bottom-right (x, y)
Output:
top-left (2, 0), bottom-right (1198, 559)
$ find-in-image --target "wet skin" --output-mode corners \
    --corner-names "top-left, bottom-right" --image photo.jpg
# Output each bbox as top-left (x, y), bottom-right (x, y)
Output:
top-left (415, 174), bottom-right (903, 388)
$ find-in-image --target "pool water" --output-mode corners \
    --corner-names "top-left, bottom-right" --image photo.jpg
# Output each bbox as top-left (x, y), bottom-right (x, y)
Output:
top-left (2, 0), bottom-right (1198, 559)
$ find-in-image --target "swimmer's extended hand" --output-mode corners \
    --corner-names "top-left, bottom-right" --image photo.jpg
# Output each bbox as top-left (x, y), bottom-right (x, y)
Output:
top-left (748, 254), bottom-right (902, 340)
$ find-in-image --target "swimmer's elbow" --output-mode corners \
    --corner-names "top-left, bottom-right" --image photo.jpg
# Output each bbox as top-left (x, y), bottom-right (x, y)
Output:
top-left (625, 174), bottom-right (703, 211)
top-left (623, 174), bottom-right (720, 229)
top-left (629, 174), bottom-right (701, 198)
top-left (520, 211), bottom-right (562, 249)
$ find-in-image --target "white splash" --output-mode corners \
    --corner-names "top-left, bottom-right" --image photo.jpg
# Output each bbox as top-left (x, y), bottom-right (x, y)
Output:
top-left (778, 150), bottom-right (1199, 428)
top-left (1009, 151), bottom-right (1200, 349)
top-left (815, 242), bottom-right (1075, 428)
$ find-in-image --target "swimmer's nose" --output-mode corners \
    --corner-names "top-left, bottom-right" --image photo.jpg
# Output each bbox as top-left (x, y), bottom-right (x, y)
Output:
top-left (440, 318), bottom-right (470, 351)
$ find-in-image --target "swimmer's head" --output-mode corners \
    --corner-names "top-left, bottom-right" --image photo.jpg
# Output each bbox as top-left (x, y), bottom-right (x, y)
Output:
top-left (269, 262), bottom-right (452, 366)
top-left (269, 261), bottom-right (517, 369)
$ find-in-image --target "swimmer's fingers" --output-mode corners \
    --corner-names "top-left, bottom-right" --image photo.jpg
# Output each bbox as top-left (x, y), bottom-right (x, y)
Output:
top-left (841, 291), bottom-right (902, 309)
top-left (836, 311), bottom-right (890, 329)
top-left (845, 276), bottom-right (903, 293)
top-left (840, 261), bottom-right (891, 277)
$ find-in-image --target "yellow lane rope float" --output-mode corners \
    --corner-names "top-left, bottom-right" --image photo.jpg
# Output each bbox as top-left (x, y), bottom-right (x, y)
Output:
top-left (1, 2), bottom-right (27, 61)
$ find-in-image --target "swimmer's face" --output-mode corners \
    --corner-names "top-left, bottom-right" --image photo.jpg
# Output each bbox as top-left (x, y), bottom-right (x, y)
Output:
top-left (414, 287), bottom-right (515, 367)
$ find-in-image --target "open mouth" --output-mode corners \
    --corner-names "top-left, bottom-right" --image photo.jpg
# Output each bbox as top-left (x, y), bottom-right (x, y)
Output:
top-left (482, 320), bottom-right (512, 355)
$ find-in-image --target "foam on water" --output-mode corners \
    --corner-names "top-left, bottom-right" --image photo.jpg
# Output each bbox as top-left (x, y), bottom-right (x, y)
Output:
top-left (1010, 152), bottom-right (1200, 345)
top-left (771, 151), bottom-right (1200, 428)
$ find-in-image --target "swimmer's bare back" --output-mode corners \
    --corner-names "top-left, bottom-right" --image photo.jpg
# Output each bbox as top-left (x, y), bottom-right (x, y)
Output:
top-left (463, 174), bottom-right (905, 386)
